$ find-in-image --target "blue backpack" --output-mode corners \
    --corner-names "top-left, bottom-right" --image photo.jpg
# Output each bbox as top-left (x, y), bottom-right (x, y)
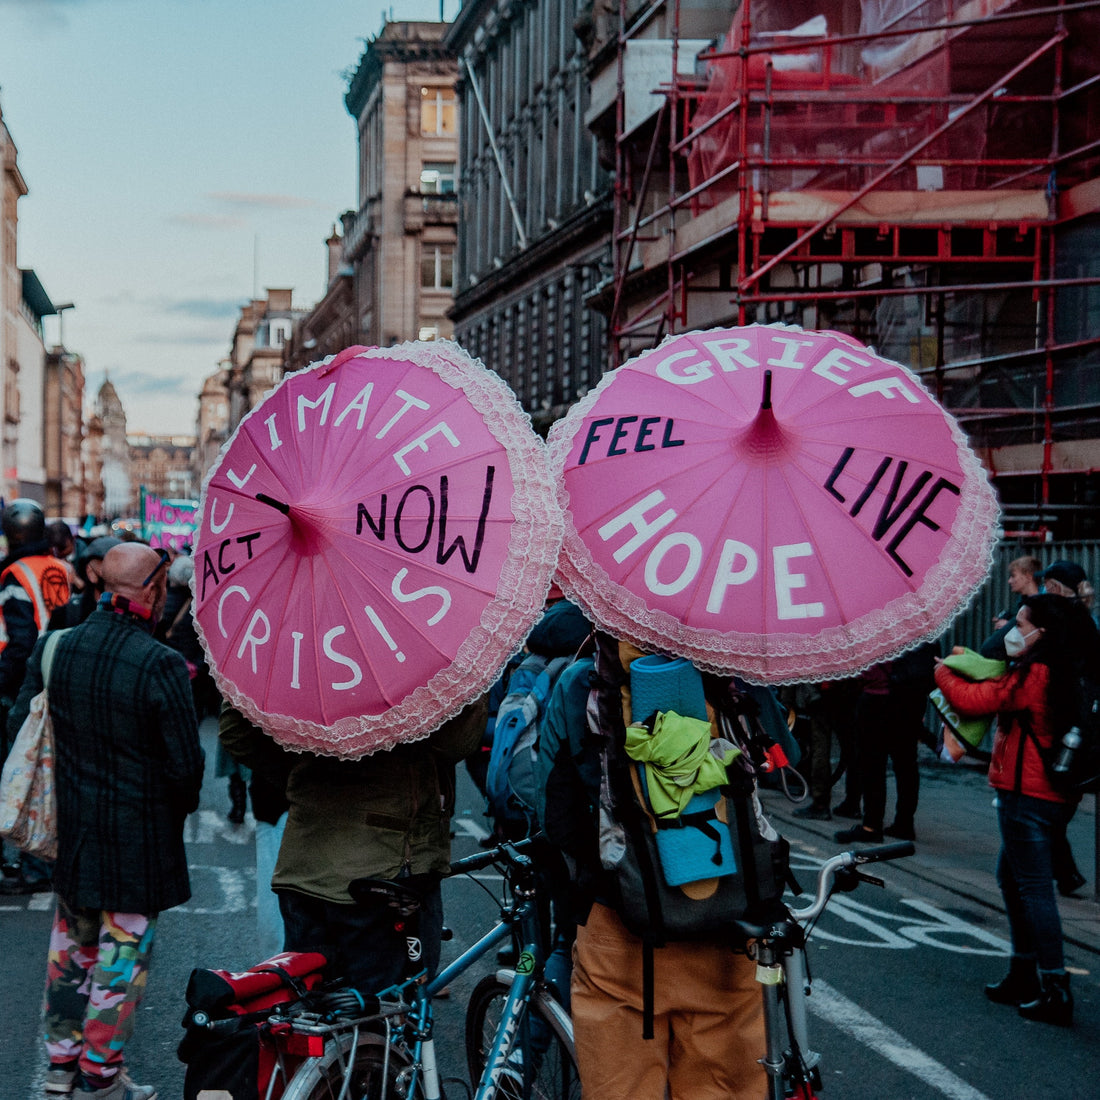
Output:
top-left (486, 653), bottom-right (574, 828)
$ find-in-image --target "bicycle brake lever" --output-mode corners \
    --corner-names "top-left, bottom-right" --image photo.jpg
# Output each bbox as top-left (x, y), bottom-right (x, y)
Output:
top-left (834, 866), bottom-right (883, 892)
top-left (855, 869), bottom-right (884, 889)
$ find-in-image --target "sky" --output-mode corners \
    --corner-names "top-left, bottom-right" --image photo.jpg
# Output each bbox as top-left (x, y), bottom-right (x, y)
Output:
top-left (2, 0), bottom-right (457, 436)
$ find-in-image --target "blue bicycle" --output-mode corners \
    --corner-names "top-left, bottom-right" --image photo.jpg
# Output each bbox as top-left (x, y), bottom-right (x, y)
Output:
top-left (274, 838), bottom-right (579, 1099)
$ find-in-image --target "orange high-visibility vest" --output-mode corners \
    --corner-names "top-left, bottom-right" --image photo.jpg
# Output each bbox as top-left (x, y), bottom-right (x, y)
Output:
top-left (0, 555), bottom-right (72, 651)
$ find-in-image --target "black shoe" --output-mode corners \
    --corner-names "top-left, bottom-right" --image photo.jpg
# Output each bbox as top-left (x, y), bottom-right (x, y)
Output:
top-left (834, 825), bottom-right (883, 844)
top-left (884, 822), bottom-right (915, 841)
top-left (1056, 870), bottom-right (1087, 897)
top-left (1018, 972), bottom-right (1073, 1026)
top-left (985, 958), bottom-right (1039, 1006)
top-left (832, 801), bottom-right (862, 820)
top-left (793, 804), bottom-right (832, 821)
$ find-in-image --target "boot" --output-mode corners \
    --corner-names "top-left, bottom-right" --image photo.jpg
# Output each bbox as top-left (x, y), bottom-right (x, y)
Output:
top-left (1018, 971), bottom-right (1073, 1026)
top-left (227, 775), bottom-right (247, 825)
top-left (984, 956), bottom-right (1039, 1006)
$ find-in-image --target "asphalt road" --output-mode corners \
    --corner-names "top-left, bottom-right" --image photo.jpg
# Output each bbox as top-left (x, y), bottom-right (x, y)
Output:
top-left (2, 719), bottom-right (1097, 1099)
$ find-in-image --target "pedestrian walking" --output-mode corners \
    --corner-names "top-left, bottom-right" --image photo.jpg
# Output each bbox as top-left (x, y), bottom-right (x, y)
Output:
top-left (0, 499), bottom-right (72, 894)
top-left (834, 643), bottom-right (937, 844)
top-left (934, 593), bottom-right (1099, 1027)
top-left (7, 542), bottom-right (203, 1098)
top-left (217, 702), bottom-right (294, 960)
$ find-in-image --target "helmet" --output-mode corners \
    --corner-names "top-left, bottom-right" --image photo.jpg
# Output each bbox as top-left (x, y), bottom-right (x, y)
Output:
top-left (2, 498), bottom-right (46, 549)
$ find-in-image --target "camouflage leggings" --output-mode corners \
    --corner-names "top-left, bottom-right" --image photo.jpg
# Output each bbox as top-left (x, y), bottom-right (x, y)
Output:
top-left (44, 898), bottom-right (157, 1079)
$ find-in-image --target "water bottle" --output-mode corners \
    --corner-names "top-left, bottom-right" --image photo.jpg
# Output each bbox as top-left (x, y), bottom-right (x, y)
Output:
top-left (1052, 727), bottom-right (1082, 777)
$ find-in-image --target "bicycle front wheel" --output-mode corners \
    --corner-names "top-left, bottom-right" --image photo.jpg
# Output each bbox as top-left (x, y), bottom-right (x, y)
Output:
top-left (465, 974), bottom-right (581, 1100)
top-left (280, 1029), bottom-right (424, 1100)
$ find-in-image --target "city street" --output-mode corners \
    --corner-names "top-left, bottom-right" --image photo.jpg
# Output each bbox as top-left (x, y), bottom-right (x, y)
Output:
top-left (1, 719), bottom-right (1097, 1099)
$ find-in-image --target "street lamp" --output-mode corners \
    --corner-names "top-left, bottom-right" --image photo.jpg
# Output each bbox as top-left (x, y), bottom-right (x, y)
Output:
top-left (53, 302), bottom-right (75, 347)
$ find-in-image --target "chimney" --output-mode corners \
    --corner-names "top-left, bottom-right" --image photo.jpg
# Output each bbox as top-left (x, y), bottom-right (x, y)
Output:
top-left (326, 226), bottom-right (344, 287)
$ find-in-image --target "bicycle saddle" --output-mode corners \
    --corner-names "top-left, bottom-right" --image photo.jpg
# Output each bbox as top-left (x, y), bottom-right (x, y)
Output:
top-left (347, 876), bottom-right (424, 916)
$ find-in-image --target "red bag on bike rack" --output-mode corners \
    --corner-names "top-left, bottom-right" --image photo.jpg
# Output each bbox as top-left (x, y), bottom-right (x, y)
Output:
top-left (178, 951), bottom-right (327, 1100)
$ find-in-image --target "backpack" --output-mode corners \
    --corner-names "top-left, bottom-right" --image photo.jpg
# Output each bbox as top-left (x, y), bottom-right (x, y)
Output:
top-left (486, 652), bottom-right (574, 829)
top-left (1046, 674), bottom-right (1100, 794)
top-left (1017, 670), bottom-right (1100, 796)
top-left (586, 634), bottom-right (793, 1037)
top-left (591, 636), bottom-right (790, 939)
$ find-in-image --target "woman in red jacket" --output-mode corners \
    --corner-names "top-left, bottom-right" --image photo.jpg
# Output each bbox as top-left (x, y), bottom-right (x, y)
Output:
top-left (934, 593), bottom-right (1095, 1027)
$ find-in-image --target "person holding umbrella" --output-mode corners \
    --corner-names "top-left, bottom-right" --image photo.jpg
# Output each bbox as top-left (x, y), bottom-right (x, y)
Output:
top-left (189, 342), bottom-right (564, 991)
top-left (543, 323), bottom-right (1002, 1093)
top-left (934, 593), bottom-right (1099, 1026)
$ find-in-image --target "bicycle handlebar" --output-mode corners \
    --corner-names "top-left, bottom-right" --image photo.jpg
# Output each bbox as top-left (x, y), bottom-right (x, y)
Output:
top-left (447, 834), bottom-right (537, 877)
top-left (788, 840), bottom-right (915, 924)
top-left (849, 840), bottom-right (915, 865)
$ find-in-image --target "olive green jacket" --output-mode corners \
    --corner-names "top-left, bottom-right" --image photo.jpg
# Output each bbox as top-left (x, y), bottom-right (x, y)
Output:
top-left (219, 699), bottom-right (485, 903)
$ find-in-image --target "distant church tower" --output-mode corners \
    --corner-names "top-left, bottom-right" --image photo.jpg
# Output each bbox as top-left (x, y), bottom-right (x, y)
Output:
top-left (96, 377), bottom-right (131, 517)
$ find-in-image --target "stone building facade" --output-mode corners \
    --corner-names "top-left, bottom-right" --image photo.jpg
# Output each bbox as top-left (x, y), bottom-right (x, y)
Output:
top-left (226, 288), bottom-right (305, 433)
top-left (128, 434), bottom-right (196, 502)
top-left (341, 21), bottom-right (460, 349)
top-left (194, 365), bottom-right (230, 492)
top-left (282, 228), bottom-right (356, 375)
top-left (44, 348), bottom-right (87, 519)
top-left (446, 0), bottom-right (613, 432)
top-left (94, 378), bottom-right (130, 518)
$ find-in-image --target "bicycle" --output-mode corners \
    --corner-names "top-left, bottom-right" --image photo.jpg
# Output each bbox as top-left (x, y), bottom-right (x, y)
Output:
top-left (193, 837), bottom-right (579, 1100)
top-left (738, 839), bottom-right (916, 1100)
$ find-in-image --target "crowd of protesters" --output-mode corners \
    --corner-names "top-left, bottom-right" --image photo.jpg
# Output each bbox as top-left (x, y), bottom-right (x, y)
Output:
top-left (3, 501), bottom-right (1097, 1099)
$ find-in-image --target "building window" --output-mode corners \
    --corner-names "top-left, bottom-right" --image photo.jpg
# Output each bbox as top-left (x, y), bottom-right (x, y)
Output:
top-left (421, 246), bottom-right (455, 291)
top-left (270, 319), bottom-right (291, 348)
top-left (421, 87), bottom-right (456, 136)
top-left (5, 359), bottom-right (19, 424)
top-left (420, 161), bottom-right (456, 194)
top-left (418, 325), bottom-right (440, 341)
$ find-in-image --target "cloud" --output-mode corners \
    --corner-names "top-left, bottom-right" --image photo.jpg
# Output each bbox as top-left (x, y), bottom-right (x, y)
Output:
top-left (164, 298), bottom-right (243, 320)
top-left (130, 328), bottom-right (228, 347)
top-left (167, 212), bottom-right (246, 230)
top-left (101, 369), bottom-right (200, 397)
top-left (209, 191), bottom-right (322, 211)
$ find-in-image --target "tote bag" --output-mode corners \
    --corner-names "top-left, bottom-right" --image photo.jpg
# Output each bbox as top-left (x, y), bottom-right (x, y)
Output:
top-left (0, 630), bottom-right (65, 859)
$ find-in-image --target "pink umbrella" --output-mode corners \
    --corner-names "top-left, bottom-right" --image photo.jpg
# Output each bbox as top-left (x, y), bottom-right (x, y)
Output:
top-left (193, 342), bottom-right (562, 757)
top-left (547, 324), bottom-right (1000, 683)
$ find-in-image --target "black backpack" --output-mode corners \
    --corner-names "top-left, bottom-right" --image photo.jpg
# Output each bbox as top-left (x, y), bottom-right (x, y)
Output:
top-left (587, 634), bottom-right (792, 1034)
top-left (1046, 675), bottom-right (1100, 795)
top-left (1018, 672), bottom-right (1100, 796)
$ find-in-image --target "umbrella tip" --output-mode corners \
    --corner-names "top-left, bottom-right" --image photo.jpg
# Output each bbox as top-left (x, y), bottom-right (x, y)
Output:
top-left (256, 492), bottom-right (291, 515)
top-left (761, 370), bottom-right (773, 411)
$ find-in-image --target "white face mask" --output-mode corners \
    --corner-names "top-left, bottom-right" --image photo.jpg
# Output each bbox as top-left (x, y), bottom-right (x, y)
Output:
top-left (1004, 625), bottom-right (1038, 657)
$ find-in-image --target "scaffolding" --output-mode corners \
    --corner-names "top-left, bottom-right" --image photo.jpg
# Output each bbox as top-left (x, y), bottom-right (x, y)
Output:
top-left (604, 0), bottom-right (1100, 538)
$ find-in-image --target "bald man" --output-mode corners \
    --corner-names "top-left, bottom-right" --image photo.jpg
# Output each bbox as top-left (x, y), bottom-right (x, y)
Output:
top-left (8, 542), bottom-right (203, 1100)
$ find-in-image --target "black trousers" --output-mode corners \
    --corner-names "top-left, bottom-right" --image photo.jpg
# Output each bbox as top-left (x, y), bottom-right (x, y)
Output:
top-left (278, 874), bottom-right (443, 994)
top-left (856, 691), bottom-right (922, 832)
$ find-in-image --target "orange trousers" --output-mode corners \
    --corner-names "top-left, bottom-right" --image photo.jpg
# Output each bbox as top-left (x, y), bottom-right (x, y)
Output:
top-left (572, 902), bottom-right (767, 1099)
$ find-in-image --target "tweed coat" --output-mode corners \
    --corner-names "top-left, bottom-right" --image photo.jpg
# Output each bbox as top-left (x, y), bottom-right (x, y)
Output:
top-left (8, 603), bottom-right (203, 912)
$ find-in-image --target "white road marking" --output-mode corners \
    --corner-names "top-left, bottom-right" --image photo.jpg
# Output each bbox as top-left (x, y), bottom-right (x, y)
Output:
top-left (454, 816), bottom-right (490, 841)
top-left (178, 864), bottom-right (250, 913)
top-left (183, 809), bottom-right (254, 845)
top-left (807, 980), bottom-right (994, 1100)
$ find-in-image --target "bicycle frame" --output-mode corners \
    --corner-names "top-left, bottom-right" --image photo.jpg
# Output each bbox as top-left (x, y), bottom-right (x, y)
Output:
top-left (275, 839), bottom-right (565, 1100)
top-left (750, 841), bottom-right (915, 1100)
top-left (412, 852), bottom-right (553, 1100)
